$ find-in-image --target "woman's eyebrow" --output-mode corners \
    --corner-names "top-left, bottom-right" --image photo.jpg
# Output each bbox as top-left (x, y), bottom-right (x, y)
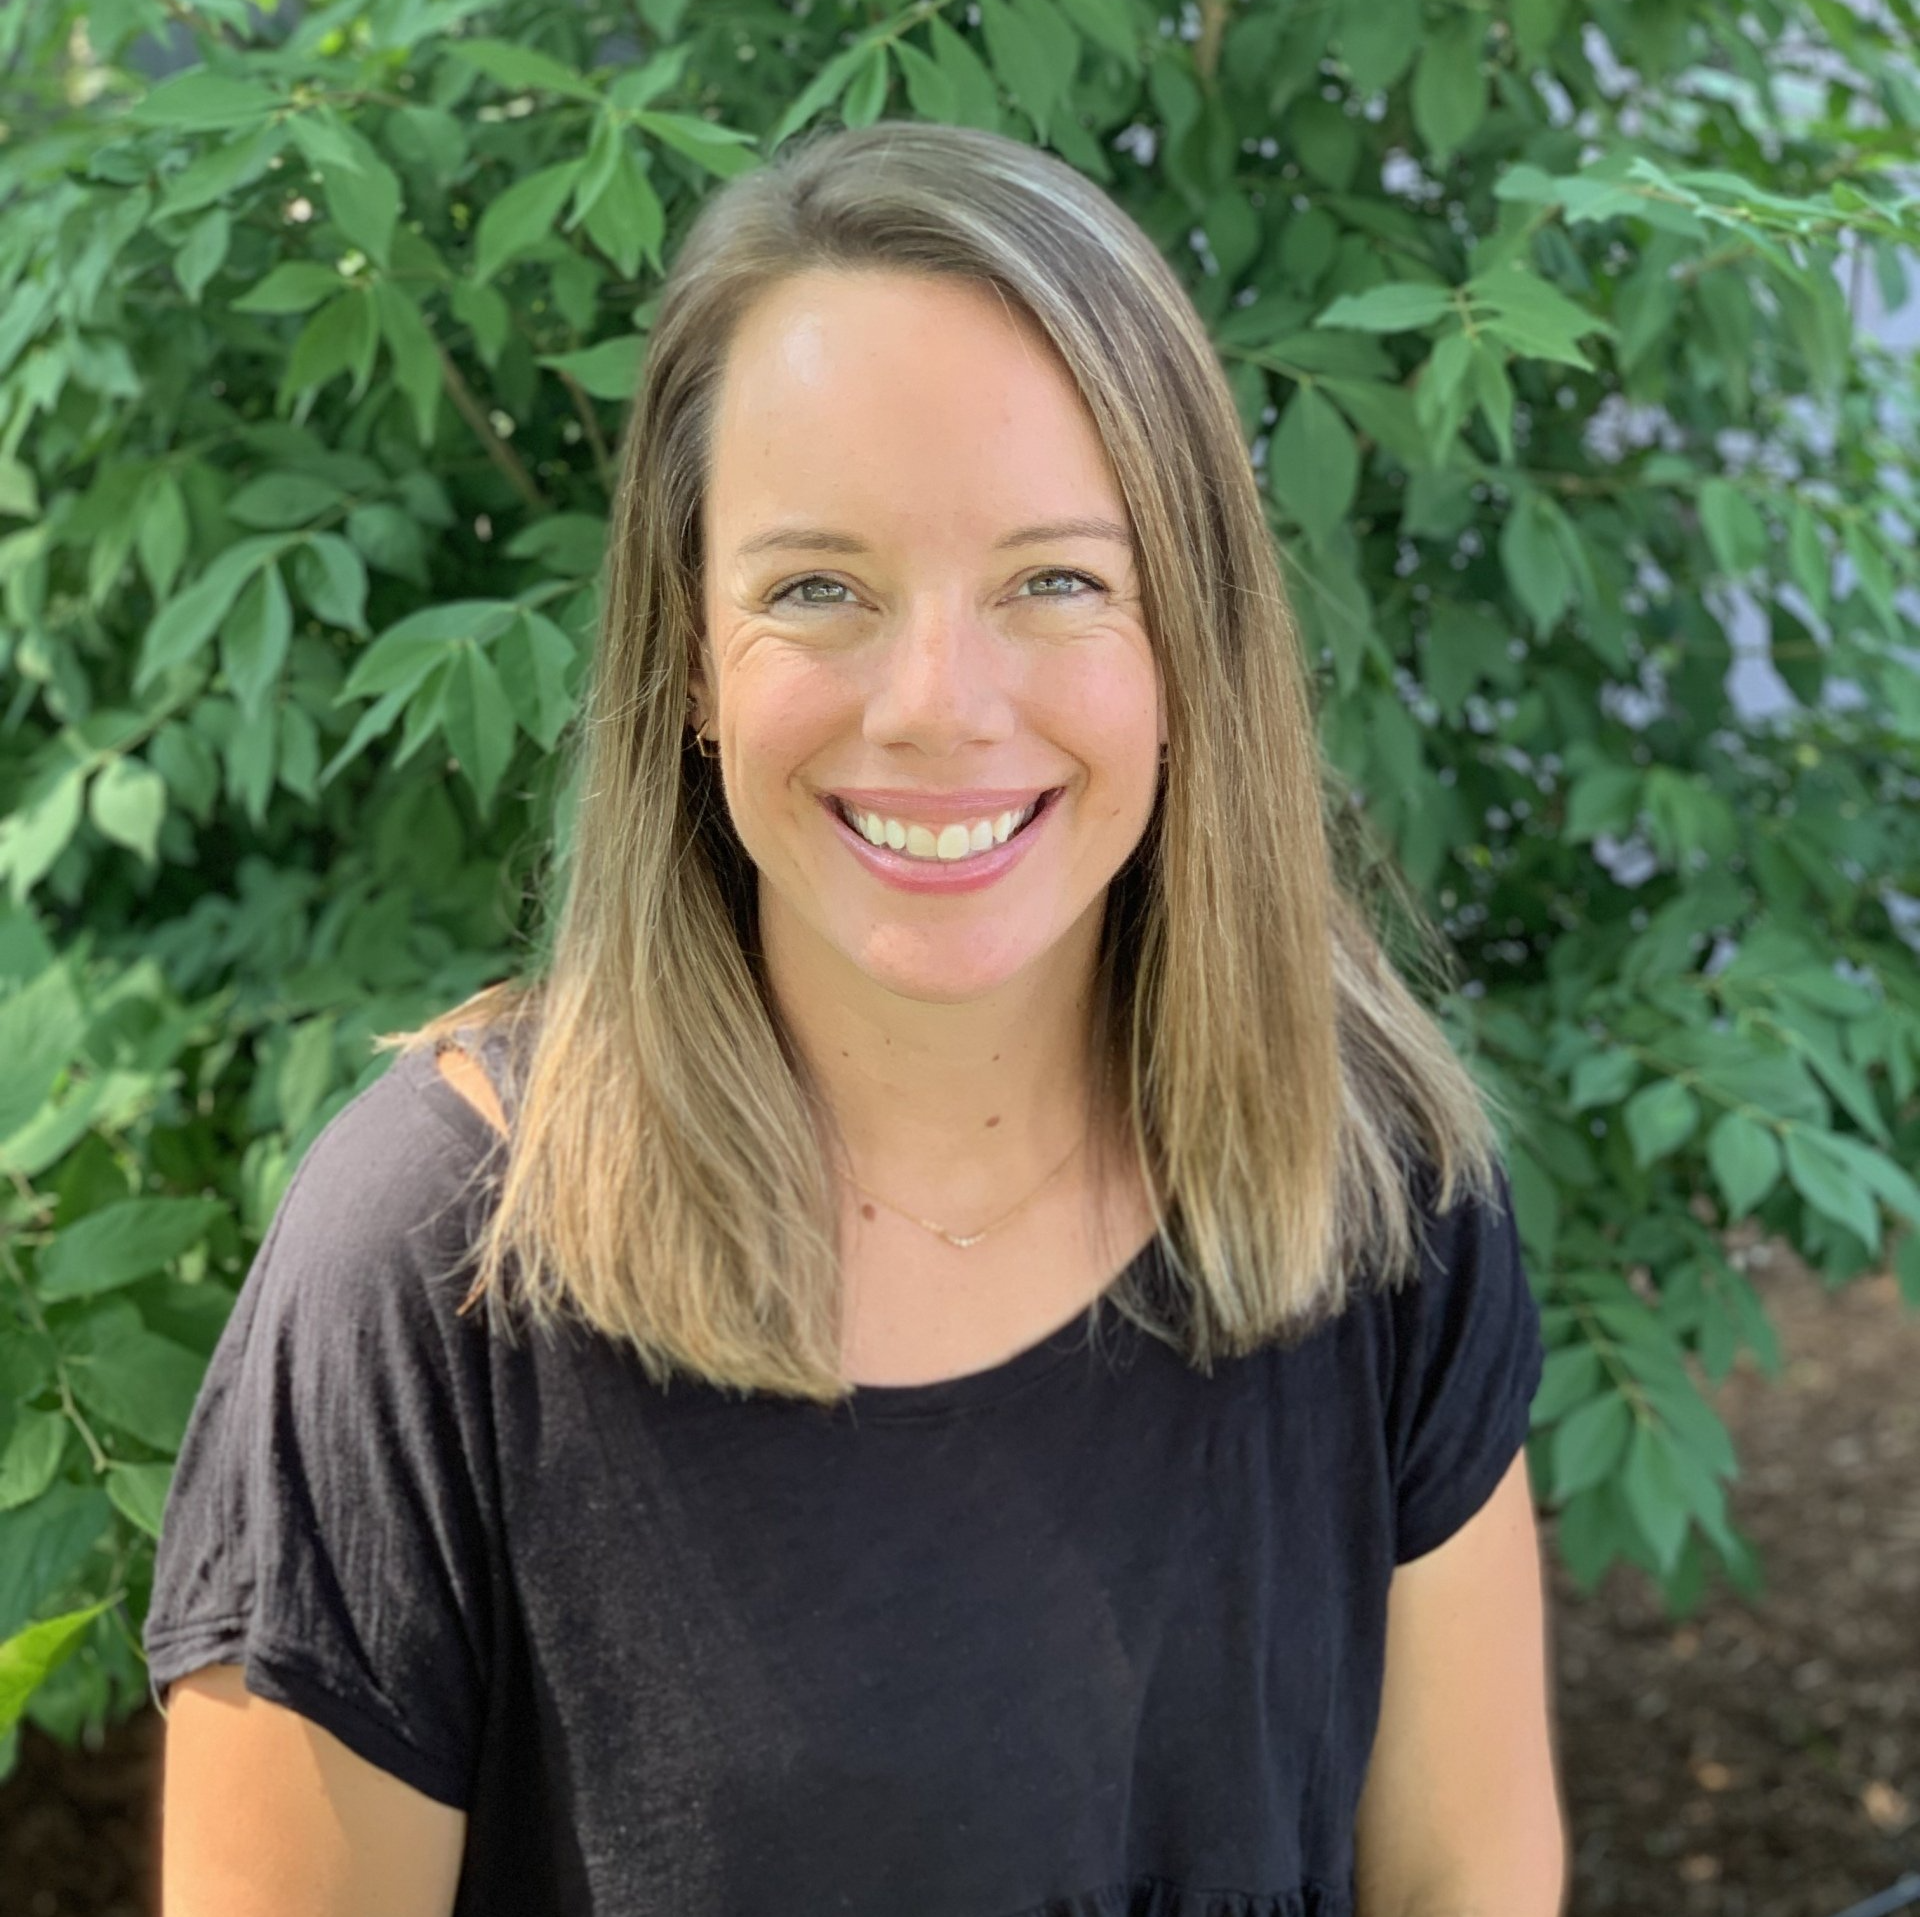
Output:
top-left (734, 516), bottom-right (1133, 559)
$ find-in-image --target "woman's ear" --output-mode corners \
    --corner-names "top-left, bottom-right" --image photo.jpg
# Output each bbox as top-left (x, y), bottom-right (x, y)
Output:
top-left (686, 656), bottom-right (712, 736)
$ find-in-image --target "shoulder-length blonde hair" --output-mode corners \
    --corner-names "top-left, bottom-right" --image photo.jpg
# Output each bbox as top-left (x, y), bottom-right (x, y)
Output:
top-left (381, 118), bottom-right (1510, 1403)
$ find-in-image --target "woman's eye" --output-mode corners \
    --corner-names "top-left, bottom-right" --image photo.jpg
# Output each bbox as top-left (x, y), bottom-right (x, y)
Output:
top-left (767, 575), bottom-right (853, 608)
top-left (1023, 567), bottom-right (1104, 599)
top-left (765, 568), bottom-right (1103, 610)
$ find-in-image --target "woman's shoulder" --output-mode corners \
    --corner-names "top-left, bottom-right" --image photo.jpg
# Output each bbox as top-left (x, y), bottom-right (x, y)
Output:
top-left (240, 1042), bottom-right (506, 1332)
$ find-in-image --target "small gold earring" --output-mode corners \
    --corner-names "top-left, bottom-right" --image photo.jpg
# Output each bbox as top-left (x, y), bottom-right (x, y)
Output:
top-left (695, 730), bottom-right (719, 759)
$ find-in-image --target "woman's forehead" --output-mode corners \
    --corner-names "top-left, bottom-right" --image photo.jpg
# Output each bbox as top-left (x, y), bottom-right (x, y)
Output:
top-left (705, 280), bottom-right (1124, 554)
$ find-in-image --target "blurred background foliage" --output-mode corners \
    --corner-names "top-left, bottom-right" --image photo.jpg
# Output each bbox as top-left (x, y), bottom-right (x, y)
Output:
top-left (1, 0), bottom-right (1918, 1779)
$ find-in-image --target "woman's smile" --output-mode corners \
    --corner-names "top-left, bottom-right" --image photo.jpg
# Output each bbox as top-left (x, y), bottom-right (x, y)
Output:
top-left (817, 785), bottom-right (1066, 894)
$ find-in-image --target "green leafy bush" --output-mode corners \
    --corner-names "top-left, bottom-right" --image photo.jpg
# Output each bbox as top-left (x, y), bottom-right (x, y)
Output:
top-left (2, 0), bottom-right (1918, 1775)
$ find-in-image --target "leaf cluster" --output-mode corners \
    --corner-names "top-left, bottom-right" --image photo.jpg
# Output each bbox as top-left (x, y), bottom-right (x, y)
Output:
top-left (2, 0), bottom-right (1919, 1764)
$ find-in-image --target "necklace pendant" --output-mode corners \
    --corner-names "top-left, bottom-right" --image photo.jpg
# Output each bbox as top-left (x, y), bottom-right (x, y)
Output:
top-left (941, 1229), bottom-right (988, 1249)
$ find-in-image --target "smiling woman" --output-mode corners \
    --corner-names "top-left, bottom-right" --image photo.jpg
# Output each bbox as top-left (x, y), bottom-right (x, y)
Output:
top-left (144, 120), bottom-right (1562, 1917)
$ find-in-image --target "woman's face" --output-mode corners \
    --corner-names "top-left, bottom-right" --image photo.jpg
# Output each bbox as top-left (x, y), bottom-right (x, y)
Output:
top-left (697, 268), bottom-right (1164, 1005)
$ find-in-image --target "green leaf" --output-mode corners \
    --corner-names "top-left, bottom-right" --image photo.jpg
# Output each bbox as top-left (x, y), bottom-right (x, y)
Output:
top-left (0, 1413), bottom-right (68, 1513)
top-left (1623, 1078), bottom-right (1700, 1168)
top-left (157, 121), bottom-right (287, 216)
top-left (0, 1600), bottom-right (116, 1740)
top-left (228, 472), bottom-right (343, 530)
top-left (1421, 600), bottom-right (1513, 720)
top-left (172, 208), bottom-right (230, 304)
top-left (1772, 1003), bottom-right (1891, 1145)
top-left (1468, 262), bottom-right (1610, 369)
top-left (768, 36), bottom-right (879, 151)
top-left (630, 111), bottom-right (761, 180)
top-left (136, 474), bottom-right (190, 601)
top-left (104, 1463), bottom-right (173, 1541)
top-left (474, 162), bottom-right (581, 285)
top-left (372, 282), bottom-right (442, 445)
top-left (0, 765), bottom-right (86, 905)
top-left (566, 110), bottom-right (626, 232)
top-left (925, 17), bottom-right (1002, 132)
top-left (38, 1198), bottom-right (225, 1303)
top-left (1549, 1389), bottom-right (1629, 1501)
top-left (1315, 281), bottom-right (1456, 333)
top-left (280, 289), bottom-right (378, 405)
top-left (1410, 14), bottom-right (1485, 166)
top-left (1533, 1344), bottom-right (1603, 1422)
top-left (1499, 491), bottom-right (1573, 634)
top-left (841, 46), bottom-right (891, 128)
top-left (1267, 385), bottom-right (1359, 549)
top-left (219, 562), bottom-right (293, 719)
top-left (1705, 1111), bottom-right (1781, 1217)
top-left (291, 114), bottom-right (402, 268)
top-left (539, 335), bottom-right (644, 402)
top-left (346, 503), bottom-right (428, 583)
top-left (891, 40), bottom-right (959, 121)
top-left (342, 601), bottom-right (516, 700)
top-left (1053, 0), bottom-right (1138, 66)
top-left (494, 611), bottom-right (580, 750)
top-left (291, 533), bottom-right (369, 634)
top-left (1468, 339), bottom-right (1515, 460)
top-left (68, 1320), bottom-right (207, 1453)
top-left (1336, 0), bottom-right (1419, 92)
top-left (451, 281), bottom-right (512, 367)
top-left (1698, 476), bottom-right (1769, 576)
top-left (1562, 765), bottom-right (1641, 843)
top-left (130, 72), bottom-right (281, 128)
top-left (0, 1487), bottom-right (113, 1643)
top-left (134, 538), bottom-right (283, 692)
top-left (1570, 1047), bottom-right (1640, 1111)
top-left (87, 758), bottom-right (167, 866)
top-left (502, 514), bottom-right (607, 577)
top-left (1782, 1126), bottom-right (1880, 1254)
top-left (234, 261), bottom-right (345, 316)
top-left (580, 150), bottom-right (664, 280)
top-left (978, 0), bottom-right (1060, 141)
top-left (442, 645), bottom-right (518, 812)
top-left (446, 37), bottom-right (600, 100)
top-left (1621, 1421), bottom-right (1689, 1573)
top-left (148, 722), bottom-right (220, 822)
top-left (277, 1015), bottom-right (337, 1134)
top-left (0, 965), bottom-right (83, 1142)
top-left (226, 700), bottom-right (278, 830)
top-left (0, 455), bottom-right (39, 521)
top-left (278, 702), bottom-right (320, 802)
top-left (1786, 500), bottom-right (1829, 615)
top-left (1814, 1131), bottom-right (1920, 1232)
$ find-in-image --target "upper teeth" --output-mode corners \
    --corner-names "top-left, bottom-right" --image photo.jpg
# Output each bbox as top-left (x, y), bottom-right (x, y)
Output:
top-left (841, 798), bottom-right (1043, 861)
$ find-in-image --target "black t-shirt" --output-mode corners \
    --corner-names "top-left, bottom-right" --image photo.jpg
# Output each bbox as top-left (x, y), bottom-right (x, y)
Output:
top-left (143, 1031), bottom-right (1545, 1917)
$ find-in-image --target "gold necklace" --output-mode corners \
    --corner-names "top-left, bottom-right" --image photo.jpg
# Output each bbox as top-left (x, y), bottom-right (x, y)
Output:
top-left (836, 1129), bottom-right (1089, 1249)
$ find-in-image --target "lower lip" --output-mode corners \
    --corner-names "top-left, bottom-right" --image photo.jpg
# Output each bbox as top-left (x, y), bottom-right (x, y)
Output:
top-left (820, 790), bottom-right (1062, 895)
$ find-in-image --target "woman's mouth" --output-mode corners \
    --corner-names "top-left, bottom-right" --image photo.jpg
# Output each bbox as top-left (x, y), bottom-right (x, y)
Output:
top-left (826, 789), bottom-right (1061, 865)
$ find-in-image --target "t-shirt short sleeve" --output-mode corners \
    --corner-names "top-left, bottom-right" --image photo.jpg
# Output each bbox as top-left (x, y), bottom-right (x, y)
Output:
top-left (1383, 1156), bottom-right (1546, 1566)
top-left (141, 1051), bottom-right (497, 1810)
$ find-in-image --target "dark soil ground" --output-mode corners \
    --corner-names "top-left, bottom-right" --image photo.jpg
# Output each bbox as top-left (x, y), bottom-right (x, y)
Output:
top-left (3, 1228), bottom-right (1918, 1917)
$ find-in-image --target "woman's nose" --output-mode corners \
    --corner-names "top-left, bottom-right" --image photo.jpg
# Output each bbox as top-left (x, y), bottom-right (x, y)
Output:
top-left (861, 602), bottom-right (1017, 753)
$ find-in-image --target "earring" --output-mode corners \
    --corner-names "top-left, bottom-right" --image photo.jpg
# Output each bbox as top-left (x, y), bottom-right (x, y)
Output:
top-left (693, 729), bottom-right (719, 759)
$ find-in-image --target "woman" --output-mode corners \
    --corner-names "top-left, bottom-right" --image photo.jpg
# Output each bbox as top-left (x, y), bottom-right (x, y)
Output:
top-left (146, 120), bottom-right (1565, 1916)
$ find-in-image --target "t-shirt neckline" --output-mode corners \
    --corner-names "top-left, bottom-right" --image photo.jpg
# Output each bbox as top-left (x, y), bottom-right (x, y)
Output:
top-left (407, 1034), bottom-right (1160, 1420)
top-left (832, 1234), bottom-right (1160, 1422)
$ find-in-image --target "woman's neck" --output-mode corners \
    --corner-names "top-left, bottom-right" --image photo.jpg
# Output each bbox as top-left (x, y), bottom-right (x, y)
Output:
top-left (758, 890), bottom-right (1113, 1205)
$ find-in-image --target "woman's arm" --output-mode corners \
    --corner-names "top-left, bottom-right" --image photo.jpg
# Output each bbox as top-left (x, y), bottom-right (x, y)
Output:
top-left (1353, 1448), bottom-right (1569, 1917)
top-left (159, 1663), bottom-right (467, 1917)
